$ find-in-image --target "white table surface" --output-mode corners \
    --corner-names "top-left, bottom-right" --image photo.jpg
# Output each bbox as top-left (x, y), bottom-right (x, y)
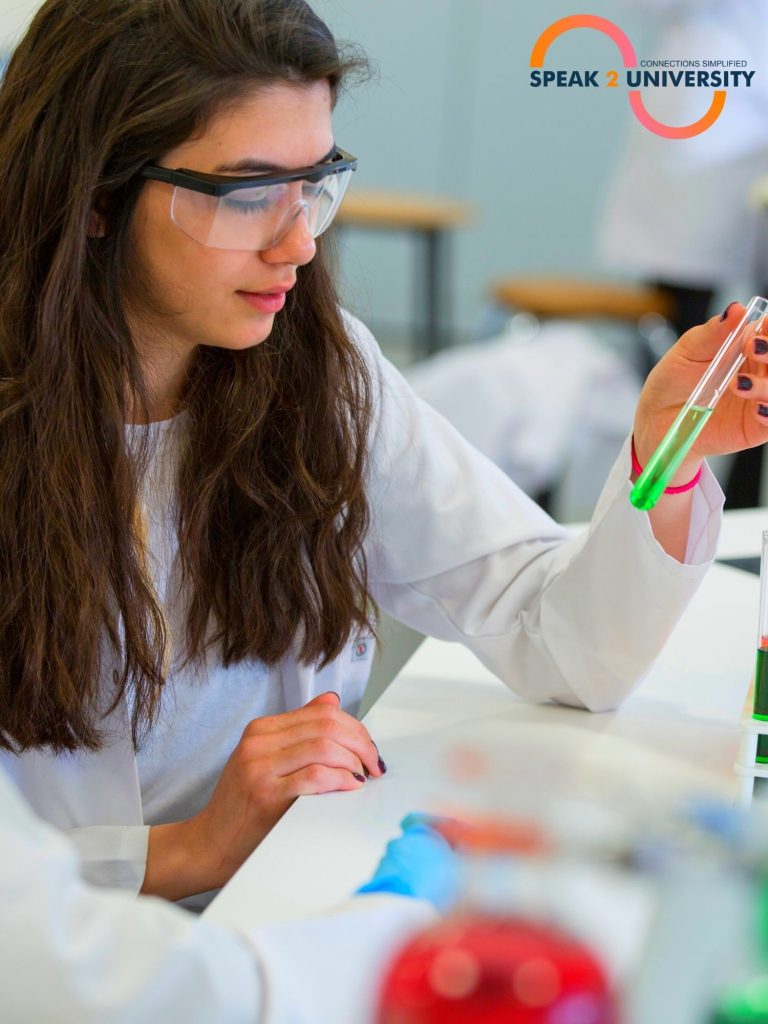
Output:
top-left (205, 546), bottom-right (760, 930)
top-left (714, 506), bottom-right (768, 559)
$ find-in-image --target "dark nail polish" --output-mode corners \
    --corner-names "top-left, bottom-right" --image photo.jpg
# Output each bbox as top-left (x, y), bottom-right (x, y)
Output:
top-left (759, 405), bottom-right (768, 418)
top-left (377, 756), bottom-right (387, 774)
top-left (738, 375), bottom-right (753, 391)
top-left (720, 301), bottom-right (736, 321)
top-left (756, 339), bottom-right (768, 355)
top-left (353, 772), bottom-right (366, 783)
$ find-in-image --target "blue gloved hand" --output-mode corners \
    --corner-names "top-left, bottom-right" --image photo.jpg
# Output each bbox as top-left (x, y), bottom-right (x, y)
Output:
top-left (355, 813), bottom-right (460, 913)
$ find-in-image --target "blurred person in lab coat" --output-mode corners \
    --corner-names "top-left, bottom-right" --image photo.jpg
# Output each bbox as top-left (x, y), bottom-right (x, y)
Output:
top-left (599, 0), bottom-right (768, 503)
top-left (1, 0), bottom-right (768, 919)
top-left (0, 764), bottom-right (449, 1023)
top-left (405, 319), bottom-right (642, 521)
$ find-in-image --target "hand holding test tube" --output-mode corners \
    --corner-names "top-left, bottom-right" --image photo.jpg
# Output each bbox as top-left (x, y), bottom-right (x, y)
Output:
top-left (631, 296), bottom-right (768, 510)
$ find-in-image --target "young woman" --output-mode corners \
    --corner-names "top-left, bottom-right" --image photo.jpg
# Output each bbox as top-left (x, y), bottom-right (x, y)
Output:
top-left (0, 0), bottom-right (764, 911)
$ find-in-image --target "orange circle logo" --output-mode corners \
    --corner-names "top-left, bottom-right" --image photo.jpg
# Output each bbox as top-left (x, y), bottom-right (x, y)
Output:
top-left (530, 15), bottom-right (727, 139)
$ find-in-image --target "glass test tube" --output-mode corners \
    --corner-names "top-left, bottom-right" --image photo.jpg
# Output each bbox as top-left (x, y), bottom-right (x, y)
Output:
top-left (630, 295), bottom-right (768, 511)
top-left (755, 530), bottom-right (768, 764)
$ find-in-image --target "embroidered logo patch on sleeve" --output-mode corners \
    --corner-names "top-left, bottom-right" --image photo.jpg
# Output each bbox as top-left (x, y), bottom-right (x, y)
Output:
top-left (352, 637), bottom-right (372, 662)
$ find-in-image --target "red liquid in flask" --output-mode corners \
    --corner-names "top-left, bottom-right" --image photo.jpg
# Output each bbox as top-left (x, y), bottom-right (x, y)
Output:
top-left (377, 914), bottom-right (618, 1024)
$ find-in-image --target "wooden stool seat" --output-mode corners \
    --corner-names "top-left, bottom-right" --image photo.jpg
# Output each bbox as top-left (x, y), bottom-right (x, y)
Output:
top-left (337, 188), bottom-right (474, 231)
top-left (490, 276), bottom-right (673, 323)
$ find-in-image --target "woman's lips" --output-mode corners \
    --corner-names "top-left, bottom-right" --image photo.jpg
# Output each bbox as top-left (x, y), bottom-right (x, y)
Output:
top-left (237, 290), bottom-right (286, 314)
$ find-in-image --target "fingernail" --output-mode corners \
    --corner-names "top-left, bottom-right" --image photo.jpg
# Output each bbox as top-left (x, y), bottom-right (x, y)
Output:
top-left (759, 405), bottom-right (768, 418)
top-left (738, 375), bottom-right (753, 391)
top-left (720, 301), bottom-right (736, 321)
top-left (378, 756), bottom-right (387, 774)
top-left (353, 772), bottom-right (366, 783)
top-left (756, 339), bottom-right (768, 355)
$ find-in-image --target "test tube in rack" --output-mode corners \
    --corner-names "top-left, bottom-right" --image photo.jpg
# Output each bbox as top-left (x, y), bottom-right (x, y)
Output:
top-left (753, 530), bottom-right (768, 764)
top-left (735, 530), bottom-right (768, 806)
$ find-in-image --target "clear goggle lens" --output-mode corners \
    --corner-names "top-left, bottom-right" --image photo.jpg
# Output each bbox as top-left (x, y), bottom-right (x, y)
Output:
top-left (169, 167), bottom-right (353, 251)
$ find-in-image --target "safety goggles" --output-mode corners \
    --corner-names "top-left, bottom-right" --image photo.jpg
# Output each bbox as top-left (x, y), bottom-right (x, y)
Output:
top-left (140, 147), bottom-right (357, 251)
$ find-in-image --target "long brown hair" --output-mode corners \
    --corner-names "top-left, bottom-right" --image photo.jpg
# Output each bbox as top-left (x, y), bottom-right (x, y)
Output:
top-left (0, 0), bottom-right (376, 753)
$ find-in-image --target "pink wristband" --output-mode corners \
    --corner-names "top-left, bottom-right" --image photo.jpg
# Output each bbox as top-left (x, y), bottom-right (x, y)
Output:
top-left (631, 436), bottom-right (703, 494)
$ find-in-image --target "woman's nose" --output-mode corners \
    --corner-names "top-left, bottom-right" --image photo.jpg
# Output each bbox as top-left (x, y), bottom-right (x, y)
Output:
top-left (261, 202), bottom-right (316, 266)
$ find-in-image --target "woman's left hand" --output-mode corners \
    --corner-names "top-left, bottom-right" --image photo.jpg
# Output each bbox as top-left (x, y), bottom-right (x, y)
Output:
top-left (633, 302), bottom-right (768, 482)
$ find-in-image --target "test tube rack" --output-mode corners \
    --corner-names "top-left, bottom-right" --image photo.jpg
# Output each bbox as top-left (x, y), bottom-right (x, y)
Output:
top-left (734, 713), bottom-right (768, 808)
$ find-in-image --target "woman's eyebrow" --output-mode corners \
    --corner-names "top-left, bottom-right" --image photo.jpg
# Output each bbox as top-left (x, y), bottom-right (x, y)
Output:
top-left (214, 144), bottom-right (337, 174)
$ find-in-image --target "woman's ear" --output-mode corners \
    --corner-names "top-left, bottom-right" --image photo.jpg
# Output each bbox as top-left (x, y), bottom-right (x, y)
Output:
top-left (87, 209), bottom-right (107, 238)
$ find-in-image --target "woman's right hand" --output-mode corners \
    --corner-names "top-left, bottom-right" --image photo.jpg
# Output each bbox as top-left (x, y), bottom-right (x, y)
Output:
top-left (141, 691), bottom-right (385, 900)
top-left (356, 816), bottom-right (460, 913)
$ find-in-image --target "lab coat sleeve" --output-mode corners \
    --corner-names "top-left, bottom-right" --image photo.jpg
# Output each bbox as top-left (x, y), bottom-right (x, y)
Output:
top-left (247, 894), bottom-right (437, 1024)
top-left (0, 707), bottom-right (152, 893)
top-left (1, 770), bottom-right (260, 1024)
top-left (64, 824), bottom-right (150, 890)
top-left (348, 313), bottom-right (724, 712)
top-left (1, 768), bottom-right (435, 1024)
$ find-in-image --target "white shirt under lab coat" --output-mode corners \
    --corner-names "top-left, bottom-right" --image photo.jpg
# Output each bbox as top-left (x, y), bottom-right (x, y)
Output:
top-left (0, 311), bottom-right (724, 897)
top-left (0, 765), bottom-right (435, 1023)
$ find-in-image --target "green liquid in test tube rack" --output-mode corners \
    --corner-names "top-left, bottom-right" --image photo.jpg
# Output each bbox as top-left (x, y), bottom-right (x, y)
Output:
top-left (630, 296), bottom-right (768, 511)
top-left (755, 531), bottom-right (768, 764)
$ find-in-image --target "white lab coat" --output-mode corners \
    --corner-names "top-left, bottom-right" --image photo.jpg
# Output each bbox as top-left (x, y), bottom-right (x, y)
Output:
top-left (0, 765), bottom-right (434, 1023)
top-left (599, 0), bottom-right (768, 285)
top-left (0, 312), bottom-right (724, 893)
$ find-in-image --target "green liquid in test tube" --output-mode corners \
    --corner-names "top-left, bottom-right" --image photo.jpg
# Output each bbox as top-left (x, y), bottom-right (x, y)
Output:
top-left (630, 296), bottom-right (768, 511)
top-left (711, 873), bottom-right (768, 1022)
top-left (755, 531), bottom-right (768, 764)
top-left (713, 976), bottom-right (768, 1023)
top-left (630, 406), bottom-right (712, 510)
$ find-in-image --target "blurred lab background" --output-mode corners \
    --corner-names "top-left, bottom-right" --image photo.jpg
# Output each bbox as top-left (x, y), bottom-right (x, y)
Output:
top-left (311, 0), bottom-right (768, 520)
